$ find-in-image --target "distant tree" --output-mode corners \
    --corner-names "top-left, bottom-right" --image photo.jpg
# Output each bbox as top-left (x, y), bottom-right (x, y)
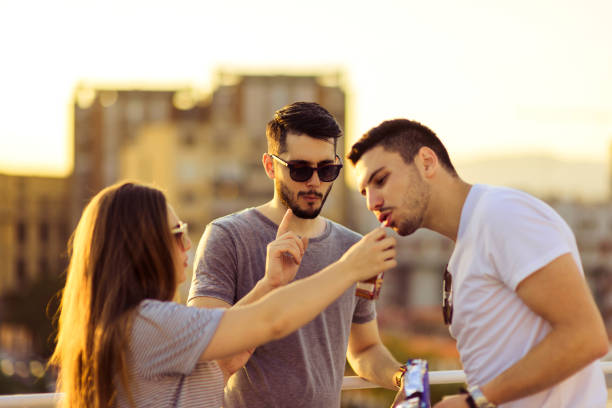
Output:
top-left (0, 273), bottom-right (64, 358)
top-left (0, 372), bottom-right (49, 394)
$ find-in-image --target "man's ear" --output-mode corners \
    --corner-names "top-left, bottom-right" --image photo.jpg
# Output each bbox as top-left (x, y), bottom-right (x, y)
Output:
top-left (416, 146), bottom-right (438, 179)
top-left (262, 153), bottom-right (275, 179)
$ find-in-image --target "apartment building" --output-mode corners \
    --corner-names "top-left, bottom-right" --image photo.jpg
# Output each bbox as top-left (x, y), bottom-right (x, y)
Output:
top-left (0, 173), bottom-right (70, 295)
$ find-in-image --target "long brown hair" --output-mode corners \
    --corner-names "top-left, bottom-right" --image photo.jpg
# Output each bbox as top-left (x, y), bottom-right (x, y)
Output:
top-left (50, 182), bottom-right (178, 407)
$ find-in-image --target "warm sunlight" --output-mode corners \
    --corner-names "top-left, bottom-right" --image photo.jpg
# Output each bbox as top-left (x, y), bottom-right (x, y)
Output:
top-left (1, 0), bottom-right (611, 178)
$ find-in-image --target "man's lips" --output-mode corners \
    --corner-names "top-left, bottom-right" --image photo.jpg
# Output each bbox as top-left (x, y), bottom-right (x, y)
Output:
top-left (299, 192), bottom-right (322, 200)
top-left (378, 211), bottom-right (392, 226)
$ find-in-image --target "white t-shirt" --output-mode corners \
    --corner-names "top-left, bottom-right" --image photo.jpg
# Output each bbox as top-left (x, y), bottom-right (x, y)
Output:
top-left (448, 184), bottom-right (606, 408)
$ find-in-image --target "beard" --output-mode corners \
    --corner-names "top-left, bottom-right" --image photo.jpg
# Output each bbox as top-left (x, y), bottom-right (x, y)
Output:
top-left (395, 171), bottom-right (431, 236)
top-left (396, 212), bottom-right (425, 236)
top-left (276, 179), bottom-right (333, 219)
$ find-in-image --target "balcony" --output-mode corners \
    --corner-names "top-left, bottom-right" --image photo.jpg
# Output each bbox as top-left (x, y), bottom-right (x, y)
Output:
top-left (0, 362), bottom-right (611, 407)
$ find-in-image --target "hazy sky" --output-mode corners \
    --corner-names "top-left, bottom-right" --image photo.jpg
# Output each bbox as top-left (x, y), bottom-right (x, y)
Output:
top-left (1, 0), bottom-right (611, 176)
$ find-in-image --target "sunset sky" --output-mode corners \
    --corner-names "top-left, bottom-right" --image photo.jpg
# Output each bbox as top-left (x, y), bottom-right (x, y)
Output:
top-left (1, 0), bottom-right (611, 176)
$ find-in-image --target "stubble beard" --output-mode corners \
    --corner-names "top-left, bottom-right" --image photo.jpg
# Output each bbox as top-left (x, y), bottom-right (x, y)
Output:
top-left (276, 179), bottom-right (333, 219)
top-left (396, 213), bottom-right (424, 236)
top-left (396, 176), bottom-right (431, 237)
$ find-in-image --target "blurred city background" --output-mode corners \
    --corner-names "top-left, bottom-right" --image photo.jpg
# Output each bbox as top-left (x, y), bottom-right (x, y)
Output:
top-left (1, 1), bottom-right (611, 406)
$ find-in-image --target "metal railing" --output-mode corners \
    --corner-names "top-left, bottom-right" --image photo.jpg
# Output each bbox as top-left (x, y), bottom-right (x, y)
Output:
top-left (1, 362), bottom-right (610, 408)
top-left (343, 369), bottom-right (467, 390)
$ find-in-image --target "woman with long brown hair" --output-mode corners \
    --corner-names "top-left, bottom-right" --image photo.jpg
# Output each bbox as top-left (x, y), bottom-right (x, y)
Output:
top-left (50, 181), bottom-right (396, 407)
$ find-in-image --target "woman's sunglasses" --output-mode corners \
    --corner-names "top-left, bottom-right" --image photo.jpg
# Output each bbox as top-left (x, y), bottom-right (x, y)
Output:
top-left (270, 154), bottom-right (343, 182)
top-left (171, 221), bottom-right (189, 250)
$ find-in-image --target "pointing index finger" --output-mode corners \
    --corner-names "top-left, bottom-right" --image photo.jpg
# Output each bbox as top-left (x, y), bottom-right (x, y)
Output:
top-left (277, 208), bottom-right (294, 238)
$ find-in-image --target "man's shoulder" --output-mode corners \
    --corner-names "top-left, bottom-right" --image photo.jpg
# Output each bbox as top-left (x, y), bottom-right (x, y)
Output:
top-left (478, 185), bottom-right (550, 216)
top-left (211, 208), bottom-right (252, 225)
top-left (474, 185), bottom-right (563, 235)
top-left (210, 208), bottom-right (270, 231)
top-left (326, 218), bottom-right (362, 242)
top-left (477, 184), bottom-right (519, 206)
top-left (204, 208), bottom-right (276, 248)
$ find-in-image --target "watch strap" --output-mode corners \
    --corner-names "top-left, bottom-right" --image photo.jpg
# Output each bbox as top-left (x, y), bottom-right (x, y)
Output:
top-left (459, 387), bottom-right (477, 408)
top-left (393, 365), bottom-right (407, 388)
top-left (468, 385), bottom-right (496, 408)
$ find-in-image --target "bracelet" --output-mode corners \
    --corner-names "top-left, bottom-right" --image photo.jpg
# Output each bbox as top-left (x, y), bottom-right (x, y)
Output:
top-left (459, 387), bottom-right (477, 408)
top-left (467, 385), bottom-right (496, 408)
top-left (393, 365), bottom-right (407, 388)
top-left (465, 394), bottom-right (477, 408)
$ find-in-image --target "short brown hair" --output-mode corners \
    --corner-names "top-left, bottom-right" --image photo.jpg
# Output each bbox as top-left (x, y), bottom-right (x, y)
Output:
top-left (348, 119), bottom-right (457, 175)
top-left (266, 102), bottom-right (342, 154)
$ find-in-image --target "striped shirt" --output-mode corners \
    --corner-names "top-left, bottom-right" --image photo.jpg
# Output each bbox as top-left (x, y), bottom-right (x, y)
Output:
top-left (116, 300), bottom-right (225, 408)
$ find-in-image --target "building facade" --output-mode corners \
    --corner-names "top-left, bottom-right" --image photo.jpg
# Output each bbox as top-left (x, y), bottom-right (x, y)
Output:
top-left (72, 87), bottom-right (209, 225)
top-left (74, 72), bottom-right (348, 299)
top-left (0, 174), bottom-right (70, 295)
top-left (0, 174), bottom-right (70, 362)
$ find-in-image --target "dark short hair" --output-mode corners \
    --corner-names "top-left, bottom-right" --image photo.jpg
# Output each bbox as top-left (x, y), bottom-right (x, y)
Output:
top-left (266, 102), bottom-right (342, 154)
top-left (347, 119), bottom-right (457, 175)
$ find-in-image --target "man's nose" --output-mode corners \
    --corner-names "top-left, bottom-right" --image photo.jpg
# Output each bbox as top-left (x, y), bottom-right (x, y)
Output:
top-left (366, 190), bottom-right (382, 212)
top-left (305, 169), bottom-right (321, 187)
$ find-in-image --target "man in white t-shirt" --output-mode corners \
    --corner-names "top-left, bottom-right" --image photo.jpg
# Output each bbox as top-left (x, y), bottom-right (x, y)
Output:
top-left (349, 118), bottom-right (609, 408)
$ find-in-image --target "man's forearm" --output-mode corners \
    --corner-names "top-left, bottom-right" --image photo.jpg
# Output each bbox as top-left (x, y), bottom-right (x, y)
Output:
top-left (480, 255), bottom-right (609, 405)
top-left (348, 343), bottom-right (403, 390)
top-left (480, 325), bottom-right (607, 405)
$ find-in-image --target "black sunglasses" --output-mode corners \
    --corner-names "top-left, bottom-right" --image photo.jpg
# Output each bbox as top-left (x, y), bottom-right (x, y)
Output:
top-left (270, 154), bottom-right (343, 182)
top-left (442, 266), bottom-right (453, 325)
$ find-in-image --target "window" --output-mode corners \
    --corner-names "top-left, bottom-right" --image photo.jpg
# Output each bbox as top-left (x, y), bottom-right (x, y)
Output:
top-left (16, 259), bottom-right (26, 285)
top-left (39, 222), bottom-right (49, 243)
top-left (214, 180), bottom-right (240, 200)
top-left (16, 221), bottom-right (26, 244)
top-left (213, 131), bottom-right (230, 150)
top-left (181, 130), bottom-right (196, 146)
top-left (58, 221), bottom-right (71, 245)
top-left (181, 190), bottom-right (196, 205)
top-left (39, 257), bottom-right (49, 277)
top-left (578, 218), bottom-right (597, 231)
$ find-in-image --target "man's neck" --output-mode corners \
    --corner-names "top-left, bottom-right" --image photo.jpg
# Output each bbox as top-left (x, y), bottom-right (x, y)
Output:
top-left (257, 200), bottom-right (327, 238)
top-left (424, 177), bottom-right (472, 242)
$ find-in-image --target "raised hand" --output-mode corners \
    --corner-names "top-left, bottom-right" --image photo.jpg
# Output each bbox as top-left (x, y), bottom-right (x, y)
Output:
top-left (339, 227), bottom-right (397, 282)
top-left (264, 209), bottom-right (309, 288)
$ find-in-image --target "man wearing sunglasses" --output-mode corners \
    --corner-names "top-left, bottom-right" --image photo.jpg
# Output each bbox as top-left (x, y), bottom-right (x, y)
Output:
top-left (188, 102), bottom-right (402, 407)
top-left (349, 118), bottom-right (609, 408)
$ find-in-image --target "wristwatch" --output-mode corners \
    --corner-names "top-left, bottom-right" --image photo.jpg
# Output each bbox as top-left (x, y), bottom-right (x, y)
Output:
top-left (393, 365), bottom-right (407, 388)
top-left (467, 385), bottom-right (496, 408)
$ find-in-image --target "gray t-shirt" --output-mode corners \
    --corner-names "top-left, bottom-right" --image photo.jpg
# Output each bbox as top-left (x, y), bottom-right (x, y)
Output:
top-left (188, 208), bottom-right (376, 408)
top-left (117, 300), bottom-right (225, 408)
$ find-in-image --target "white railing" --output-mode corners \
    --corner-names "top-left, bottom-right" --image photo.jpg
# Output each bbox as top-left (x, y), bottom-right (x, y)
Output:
top-left (342, 369), bottom-right (467, 390)
top-left (1, 362), bottom-right (610, 408)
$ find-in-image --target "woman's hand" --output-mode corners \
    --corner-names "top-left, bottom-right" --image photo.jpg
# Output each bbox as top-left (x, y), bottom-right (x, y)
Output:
top-left (340, 227), bottom-right (397, 282)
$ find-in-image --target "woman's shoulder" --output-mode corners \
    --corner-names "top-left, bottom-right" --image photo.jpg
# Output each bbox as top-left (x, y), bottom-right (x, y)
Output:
top-left (135, 299), bottom-right (223, 329)
top-left (131, 300), bottom-right (225, 348)
top-left (138, 298), bottom-right (178, 314)
top-left (128, 300), bottom-right (225, 379)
